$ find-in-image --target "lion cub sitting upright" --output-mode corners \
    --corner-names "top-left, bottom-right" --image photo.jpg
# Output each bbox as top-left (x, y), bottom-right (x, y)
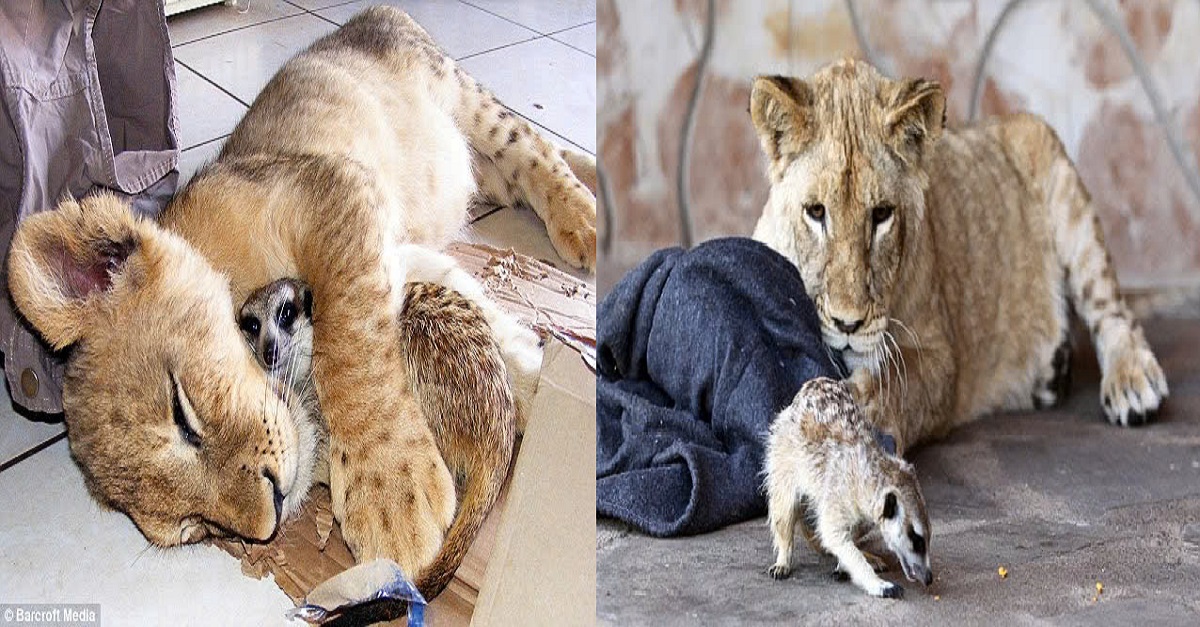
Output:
top-left (750, 59), bottom-right (1168, 453)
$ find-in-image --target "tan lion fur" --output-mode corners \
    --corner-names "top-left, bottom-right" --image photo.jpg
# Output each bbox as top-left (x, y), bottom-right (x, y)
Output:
top-left (750, 59), bottom-right (1167, 453)
top-left (6, 7), bottom-right (591, 600)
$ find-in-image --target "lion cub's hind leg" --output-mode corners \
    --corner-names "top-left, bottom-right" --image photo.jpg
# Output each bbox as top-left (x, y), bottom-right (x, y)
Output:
top-left (1031, 335), bottom-right (1072, 410)
top-left (449, 69), bottom-right (596, 271)
top-left (1004, 115), bottom-right (1169, 426)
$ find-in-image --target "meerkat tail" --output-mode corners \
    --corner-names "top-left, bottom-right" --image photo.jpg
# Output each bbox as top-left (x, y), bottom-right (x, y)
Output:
top-left (399, 281), bottom-right (519, 600)
top-left (415, 441), bottom-right (513, 599)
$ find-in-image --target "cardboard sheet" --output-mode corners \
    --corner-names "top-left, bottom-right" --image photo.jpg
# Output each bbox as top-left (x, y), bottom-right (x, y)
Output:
top-left (472, 340), bottom-right (597, 626)
top-left (212, 243), bottom-right (595, 625)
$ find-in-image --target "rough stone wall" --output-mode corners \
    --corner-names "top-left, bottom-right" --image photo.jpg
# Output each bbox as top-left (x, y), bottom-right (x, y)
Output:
top-left (599, 0), bottom-right (1200, 298)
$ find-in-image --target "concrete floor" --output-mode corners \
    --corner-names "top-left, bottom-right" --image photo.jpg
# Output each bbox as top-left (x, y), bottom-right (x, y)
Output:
top-left (598, 320), bottom-right (1200, 625)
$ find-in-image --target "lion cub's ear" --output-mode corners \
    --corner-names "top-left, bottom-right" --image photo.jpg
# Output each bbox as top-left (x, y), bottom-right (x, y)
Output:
top-left (8, 193), bottom-right (145, 349)
top-left (884, 78), bottom-right (945, 165)
top-left (750, 75), bottom-right (815, 167)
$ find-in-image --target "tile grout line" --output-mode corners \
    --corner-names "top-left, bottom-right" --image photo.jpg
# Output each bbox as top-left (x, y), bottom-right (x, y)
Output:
top-left (544, 20), bottom-right (597, 57)
top-left (182, 133), bottom-right (230, 154)
top-left (542, 20), bottom-right (597, 37)
top-left (176, 59), bottom-right (252, 108)
top-left (547, 38), bottom-right (595, 59)
top-left (455, 0), bottom-right (551, 35)
top-left (0, 431), bottom-right (66, 474)
top-left (455, 35), bottom-right (544, 62)
top-left (306, 9), bottom-right (342, 28)
top-left (509, 106), bottom-right (593, 156)
top-left (171, 11), bottom-right (301, 49)
top-left (470, 205), bottom-right (504, 224)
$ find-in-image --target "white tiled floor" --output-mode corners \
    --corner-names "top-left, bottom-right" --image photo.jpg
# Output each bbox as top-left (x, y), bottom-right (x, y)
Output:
top-left (0, 1), bottom-right (594, 625)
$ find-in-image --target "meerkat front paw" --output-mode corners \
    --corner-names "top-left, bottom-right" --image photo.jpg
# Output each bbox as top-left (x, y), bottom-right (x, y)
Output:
top-left (768, 564), bottom-right (792, 580)
top-left (1100, 332), bottom-right (1168, 427)
top-left (876, 581), bottom-right (904, 599)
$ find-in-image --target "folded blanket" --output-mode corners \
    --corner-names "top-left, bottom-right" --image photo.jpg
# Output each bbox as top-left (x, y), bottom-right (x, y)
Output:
top-left (597, 237), bottom-right (842, 536)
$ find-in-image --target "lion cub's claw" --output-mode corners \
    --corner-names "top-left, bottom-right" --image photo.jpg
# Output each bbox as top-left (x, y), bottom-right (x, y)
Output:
top-left (1100, 338), bottom-right (1168, 427)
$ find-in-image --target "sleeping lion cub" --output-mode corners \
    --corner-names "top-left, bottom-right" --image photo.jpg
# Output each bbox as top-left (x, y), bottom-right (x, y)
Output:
top-left (750, 59), bottom-right (1166, 453)
top-left (6, 7), bottom-right (592, 601)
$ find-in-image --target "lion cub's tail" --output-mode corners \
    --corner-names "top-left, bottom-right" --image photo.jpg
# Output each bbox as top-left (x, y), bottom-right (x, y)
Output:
top-left (399, 282), bottom-right (519, 600)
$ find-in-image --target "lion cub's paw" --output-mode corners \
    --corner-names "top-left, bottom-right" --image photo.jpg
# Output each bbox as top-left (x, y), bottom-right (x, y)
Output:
top-left (1100, 336), bottom-right (1169, 427)
top-left (546, 190), bottom-right (597, 272)
top-left (550, 222), bottom-right (596, 273)
top-left (336, 448), bottom-right (456, 578)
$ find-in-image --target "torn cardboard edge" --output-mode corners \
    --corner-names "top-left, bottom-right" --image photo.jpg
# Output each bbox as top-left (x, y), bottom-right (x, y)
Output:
top-left (211, 243), bottom-right (596, 624)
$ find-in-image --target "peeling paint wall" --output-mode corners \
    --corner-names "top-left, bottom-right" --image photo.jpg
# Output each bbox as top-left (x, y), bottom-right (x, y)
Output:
top-left (598, 0), bottom-right (1200, 297)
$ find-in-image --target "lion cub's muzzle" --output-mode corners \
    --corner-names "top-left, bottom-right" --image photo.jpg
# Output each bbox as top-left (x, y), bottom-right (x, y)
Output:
top-left (820, 316), bottom-right (886, 372)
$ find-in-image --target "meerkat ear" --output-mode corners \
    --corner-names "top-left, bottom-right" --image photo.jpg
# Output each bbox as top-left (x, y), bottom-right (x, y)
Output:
top-left (750, 75), bottom-right (816, 166)
top-left (884, 77), bottom-right (945, 165)
top-left (878, 490), bottom-right (899, 520)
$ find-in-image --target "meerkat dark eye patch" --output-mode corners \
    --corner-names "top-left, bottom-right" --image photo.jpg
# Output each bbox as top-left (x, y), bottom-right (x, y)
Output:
top-left (278, 301), bottom-right (297, 328)
top-left (907, 527), bottom-right (926, 554)
top-left (882, 492), bottom-right (897, 519)
top-left (871, 203), bottom-right (895, 226)
top-left (239, 314), bottom-right (260, 337)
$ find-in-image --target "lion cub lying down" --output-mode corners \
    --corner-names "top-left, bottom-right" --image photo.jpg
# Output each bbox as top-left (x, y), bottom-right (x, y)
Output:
top-left (765, 377), bottom-right (932, 599)
top-left (239, 277), bottom-right (519, 596)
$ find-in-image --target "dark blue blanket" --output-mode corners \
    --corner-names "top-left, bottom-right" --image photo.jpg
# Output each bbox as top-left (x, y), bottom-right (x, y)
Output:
top-left (596, 237), bottom-right (843, 536)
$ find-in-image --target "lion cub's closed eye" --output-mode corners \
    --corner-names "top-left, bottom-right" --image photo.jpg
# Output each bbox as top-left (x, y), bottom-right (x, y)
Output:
top-left (764, 377), bottom-right (933, 599)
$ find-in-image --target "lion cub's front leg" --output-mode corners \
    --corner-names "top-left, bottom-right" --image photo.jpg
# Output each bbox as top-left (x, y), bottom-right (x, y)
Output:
top-left (1005, 115), bottom-right (1169, 426)
top-left (306, 253), bottom-right (456, 578)
top-left (327, 397), bottom-right (456, 575)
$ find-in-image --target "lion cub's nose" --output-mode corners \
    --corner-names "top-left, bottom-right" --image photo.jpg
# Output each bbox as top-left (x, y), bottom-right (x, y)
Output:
top-left (832, 317), bottom-right (864, 334)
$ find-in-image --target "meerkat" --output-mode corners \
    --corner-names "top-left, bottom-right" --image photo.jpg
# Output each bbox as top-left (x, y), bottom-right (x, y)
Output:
top-left (239, 278), bottom-right (329, 491)
top-left (764, 377), bottom-right (933, 599)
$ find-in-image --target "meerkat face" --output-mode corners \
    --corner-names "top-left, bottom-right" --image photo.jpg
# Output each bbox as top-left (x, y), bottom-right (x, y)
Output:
top-left (238, 278), bottom-right (315, 390)
top-left (875, 468), bottom-right (933, 586)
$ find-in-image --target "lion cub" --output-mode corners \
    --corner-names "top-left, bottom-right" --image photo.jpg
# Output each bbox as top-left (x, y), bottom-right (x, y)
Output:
top-left (765, 377), bottom-right (933, 599)
top-left (239, 277), bottom-right (517, 597)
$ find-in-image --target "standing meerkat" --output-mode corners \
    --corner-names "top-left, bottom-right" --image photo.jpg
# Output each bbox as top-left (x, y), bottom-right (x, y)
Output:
top-left (238, 277), bottom-right (517, 597)
top-left (765, 377), bottom-right (933, 599)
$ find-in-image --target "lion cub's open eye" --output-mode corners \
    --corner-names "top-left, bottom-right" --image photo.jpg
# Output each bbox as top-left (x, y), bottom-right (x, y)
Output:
top-left (872, 204), bottom-right (895, 226)
top-left (804, 203), bottom-right (826, 222)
